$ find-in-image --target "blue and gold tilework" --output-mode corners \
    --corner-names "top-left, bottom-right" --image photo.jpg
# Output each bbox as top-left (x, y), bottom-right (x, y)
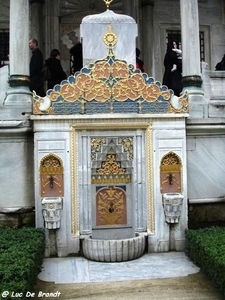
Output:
top-left (33, 31), bottom-right (188, 115)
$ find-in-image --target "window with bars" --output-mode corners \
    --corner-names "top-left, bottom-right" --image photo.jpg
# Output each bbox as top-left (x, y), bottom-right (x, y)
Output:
top-left (0, 30), bottom-right (9, 67)
top-left (166, 30), bottom-right (205, 61)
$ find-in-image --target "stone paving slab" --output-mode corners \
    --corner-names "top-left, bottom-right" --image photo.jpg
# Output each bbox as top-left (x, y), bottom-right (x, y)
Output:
top-left (38, 252), bottom-right (200, 284)
top-left (34, 272), bottom-right (225, 300)
top-left (35, 252), bottom-right (224, 300)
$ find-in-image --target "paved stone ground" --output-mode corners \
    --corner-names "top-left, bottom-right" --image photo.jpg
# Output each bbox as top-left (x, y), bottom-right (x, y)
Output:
top-left (33, 252), bottom-right (225, 300)
top-left (34, 272), bottom-right (224, 300)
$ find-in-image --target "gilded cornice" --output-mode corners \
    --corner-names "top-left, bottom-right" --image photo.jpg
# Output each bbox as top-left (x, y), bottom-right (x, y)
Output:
top-left (33, 53), bottom-right (189, 115)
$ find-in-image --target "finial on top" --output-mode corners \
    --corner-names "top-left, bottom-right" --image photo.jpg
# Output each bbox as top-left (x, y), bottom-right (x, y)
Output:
top-left (103, 0), bottom-right (113, 9)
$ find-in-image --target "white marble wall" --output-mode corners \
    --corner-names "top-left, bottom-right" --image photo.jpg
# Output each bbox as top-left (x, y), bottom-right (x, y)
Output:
top-left (187, 136), bottom-right (225, 200)
top-left (34, 129), bottom-right (79, 257)
top-left (148, 118), bottom-right (187, 252)
top-left (32, 115), bottom-right (187, 256)
top-left (0, 131), bottom-right (34, 208)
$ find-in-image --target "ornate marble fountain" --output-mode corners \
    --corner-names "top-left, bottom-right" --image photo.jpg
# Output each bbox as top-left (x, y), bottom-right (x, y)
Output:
top-left (32, 0), bottom-right (188, 261)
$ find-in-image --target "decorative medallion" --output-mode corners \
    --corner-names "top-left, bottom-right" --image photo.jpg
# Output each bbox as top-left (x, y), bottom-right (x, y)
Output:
top-left (103, 25), bottom-right (118, 53)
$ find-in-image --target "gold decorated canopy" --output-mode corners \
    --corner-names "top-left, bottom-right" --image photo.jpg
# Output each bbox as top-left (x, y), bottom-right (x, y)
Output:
top-left (32, 25), bottom-right (189, 115)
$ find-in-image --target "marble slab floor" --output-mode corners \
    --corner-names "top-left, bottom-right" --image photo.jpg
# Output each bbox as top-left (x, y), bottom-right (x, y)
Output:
top-left (38, 252), bottom-right (200, 284)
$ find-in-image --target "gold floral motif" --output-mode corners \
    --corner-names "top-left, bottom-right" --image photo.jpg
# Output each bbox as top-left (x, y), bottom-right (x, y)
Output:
top-left (97, 154), bottom-right (126, 175)
top-left (91, 138), bottom-right (106, 152)
top-left (92, 61), bottom-right (111, 79)
top-left (161, 152), bottom-right (181, 166)
top-left (142, 84), bottom-right (161, 102)
top-left (92, 177), bottom-right (131, 184)
top-left (42, 157), bottom-right (60, 168)
top-left (96, 186), bottom-right (127, 226)
top-left (111, 61), bottom-right (130, 79)
top-left (91, 138), bottom-right (106, 160)
top-left (118, 137), bottom-right (133, 160)
top-left (40, 154), bottom-right (64, 174)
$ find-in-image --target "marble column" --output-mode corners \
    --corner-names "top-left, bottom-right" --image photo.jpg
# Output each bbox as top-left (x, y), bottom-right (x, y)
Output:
top-left (30, 0), bottom-right (45, 54)
top-left (141, 0), bottom-right (154, 75)
top-left (44, 0), bottom-right (60, 59)
top-left (180, 0), bottom-right (207, 118)
top-left (180, 0), bottom-right (203, 91)
top-left (123, 0), bottom-right (136, 19)
top-left (4, 0), bottom-right (32, 105)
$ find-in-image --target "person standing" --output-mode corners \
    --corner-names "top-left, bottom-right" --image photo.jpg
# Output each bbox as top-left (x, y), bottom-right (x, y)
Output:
top-left (136, 48), bottom-right (145, 72)
top-left (70, 42), bottom-right (83, 74)
top-left (162, 40), bottom-right (182, 96)
top-left (45, 49), bottom-right (67, 90)
top-left (29, 38), bottom-right (45, 96)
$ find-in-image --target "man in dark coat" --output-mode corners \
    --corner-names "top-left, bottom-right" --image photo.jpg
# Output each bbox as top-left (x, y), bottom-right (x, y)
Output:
top-left (70, 42), bottom-right (83, 74)
top-left (45, 49), bottom-right (67, 90)
top-left (29, 38), bottom-right (45, 96)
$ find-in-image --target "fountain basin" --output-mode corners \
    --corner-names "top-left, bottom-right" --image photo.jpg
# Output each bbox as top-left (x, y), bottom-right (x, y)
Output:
top-left (82, 233), bottom-right (146, 262)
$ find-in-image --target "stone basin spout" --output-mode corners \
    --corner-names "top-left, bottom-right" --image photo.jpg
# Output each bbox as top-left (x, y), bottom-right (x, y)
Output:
top-left (162, 193), bottom-right (184, 224)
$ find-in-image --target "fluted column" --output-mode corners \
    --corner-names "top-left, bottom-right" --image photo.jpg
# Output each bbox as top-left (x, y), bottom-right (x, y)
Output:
top-left (141, 0), bottom-right (154, 75)
top-left (44, 0), bottom-right (60, 59)
top-left (123, 0), bottom-right (137, 19)
top-left (180, 0), bottom-right (203, 92)
top-left (4, 0), bottom-right (31, 105)
top-left (29, 0), bottom-right (45, 54)
top-left (180, 0), bottom-right (206, 118)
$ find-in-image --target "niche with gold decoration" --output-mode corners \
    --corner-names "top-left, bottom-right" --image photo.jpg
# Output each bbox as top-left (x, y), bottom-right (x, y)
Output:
top-left (40, 153), bottom-right (64, 197)
top-left (91, 137), bottom-right (133, 227)
top-left (160, 152), bottom-right (182, 193)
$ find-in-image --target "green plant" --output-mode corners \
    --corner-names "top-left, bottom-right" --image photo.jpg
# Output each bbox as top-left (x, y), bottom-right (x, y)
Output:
top-left (185, 227), bottom-right (225, 295)
top-left (0, 227), bottom-right (45, 300)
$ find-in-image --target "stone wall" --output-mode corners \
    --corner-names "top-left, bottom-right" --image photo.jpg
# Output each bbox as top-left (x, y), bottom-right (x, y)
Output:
top-left (188, 203), bottom-right (225, 229)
